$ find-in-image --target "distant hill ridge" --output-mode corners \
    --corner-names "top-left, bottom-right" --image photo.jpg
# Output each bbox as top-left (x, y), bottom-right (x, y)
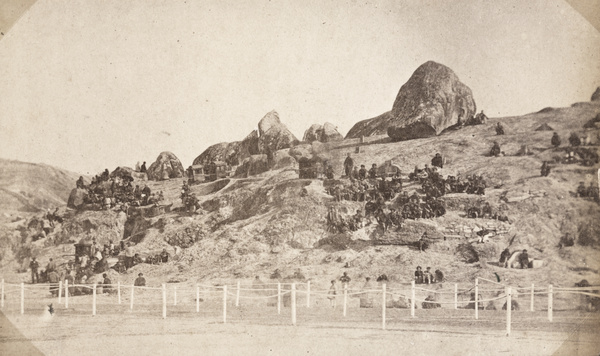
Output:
top-left (0, 158), bottom-right (81, 212)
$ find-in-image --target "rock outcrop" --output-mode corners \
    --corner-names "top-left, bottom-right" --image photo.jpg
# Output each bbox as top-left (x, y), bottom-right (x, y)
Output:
top-left (592, 87), bottom-right (600, 101)
top-left (67, 188), bottom-right (87, 209)
top-left (258, 111), bottom-right (299, 152)
top-left (193, 110), bottom-right (298, 170)
top-left (346, 61), bottom-right (476, 140)
top-left (303, 122), bottom-right (343, 143)
top-left (147, 152), bottom-right (185, 181)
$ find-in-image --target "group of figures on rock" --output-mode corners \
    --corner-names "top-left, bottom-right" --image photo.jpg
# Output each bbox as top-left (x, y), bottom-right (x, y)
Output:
top-left (325, 152), bottom-right (488, 233)
top-left (76, 168), bottom-right (164, 211)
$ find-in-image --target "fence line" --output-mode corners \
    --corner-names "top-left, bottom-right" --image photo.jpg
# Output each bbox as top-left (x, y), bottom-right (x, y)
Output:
top-left (2, 278), bottom-right (599, 336)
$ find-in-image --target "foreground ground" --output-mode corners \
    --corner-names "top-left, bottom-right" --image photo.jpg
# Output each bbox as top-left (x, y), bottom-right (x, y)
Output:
top-left (1, 294), bottom-right (599, 356)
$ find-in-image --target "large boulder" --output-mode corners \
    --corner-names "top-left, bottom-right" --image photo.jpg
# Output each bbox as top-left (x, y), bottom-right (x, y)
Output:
top-left (592, 87), bottom-right (600, 101)
top-left (147, 152), bottom-right (185, 181)
top-left (346, 61), bottom-right (476, 140)
top-left (235, 155), bottom-right (270, 177)
top-left (258, 111), bottom-right (299, 152)
top-left (67, 188), bottom-right (87, 209)
top-left (303, 122), bottom-right (343, 143)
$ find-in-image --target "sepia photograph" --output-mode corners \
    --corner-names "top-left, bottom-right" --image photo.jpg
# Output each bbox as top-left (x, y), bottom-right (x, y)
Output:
top-left (0, 0), bottom-right (599, 355)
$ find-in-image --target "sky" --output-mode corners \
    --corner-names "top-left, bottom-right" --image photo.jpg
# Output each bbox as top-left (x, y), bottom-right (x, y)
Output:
top-left (0, 0), bottom-right (598, 175)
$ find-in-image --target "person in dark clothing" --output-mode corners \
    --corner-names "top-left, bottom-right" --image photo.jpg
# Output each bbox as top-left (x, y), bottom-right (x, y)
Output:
top-left (76, 176), bottom-right (85, 189)
top-left (499, 248), bottom-right (511, 267)
top-left (325, 165), bottom-right (334, 179)
top-left (431, 153), bottom-right (444, 169)
top-left (29, 257), bottom-right (39, 284)
top-left (358, 165), bottom-right (367, 180)
top-left (414, 266), bottom-right (424, 284)
top-left (540, 161), bottom-right (551, 177)
top-left (490, 142), bottom-right (501, 157)
top-left (434, 269), bottom-right (444, 283)
top-left (368, 164), bottom-right (378, 179)
top-left (141, 185), bottom-right (151, 205)
top-left (568, 133), bottom-right (581, 147)
top-left (46, 258), bottom-right (57, 273)
top-left (495, 122), bottom-right (505, 135)
top-left (339, 272), bottom-right (351, 285)
top-left (519, 249), bottom-right (529, 269)
top-left (343, 153), bottom-right (354, 178)
top-left (134, 273), bottom-right (146, 287)
top-left (551, 132), bottom-right (561, 147)
top-left (102, 273), bottom-right (112, 294)
top-left (140, 162), bottom-right (147, 173)
top-left (160, 248), bottom-right (170, 263)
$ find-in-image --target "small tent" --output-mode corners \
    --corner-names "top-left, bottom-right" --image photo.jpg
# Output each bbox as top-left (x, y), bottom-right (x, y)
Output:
top-left (535, 123), bottom-right (554, 131)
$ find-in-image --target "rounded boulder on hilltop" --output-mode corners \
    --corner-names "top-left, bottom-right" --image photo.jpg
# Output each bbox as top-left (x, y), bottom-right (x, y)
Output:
top-left (147, 151), bottom-right (185, 181)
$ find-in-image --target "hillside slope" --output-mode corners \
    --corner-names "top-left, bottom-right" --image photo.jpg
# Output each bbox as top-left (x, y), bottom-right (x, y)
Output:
top-left (1, 101), bottom-right (599, 305)
top-left (0, 159), bottom-right (82, 213)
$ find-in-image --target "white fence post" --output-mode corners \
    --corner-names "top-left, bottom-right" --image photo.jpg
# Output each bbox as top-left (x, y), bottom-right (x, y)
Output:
top-left (130, 285), bottom-right (134, 310)
top-left (117, 282), bottom-right (121, 304)
top-left (291, 283), bottom-right (297, 326)
top-left (223, 285), bottom-right (227, 324)
top-left (173, 286), bottom-right (177, 306)
top-left (475, 278), bottom-right (479, 320)
top-left (58, 280), bottom-right (62, 304)
top-left (410, 281), bottom-right (415, 318)
top-left (530, 283), bottom-right (534, 312)
top-left (548, 285), bottom-right (553, 322)
top-left (0, 279), bottom-right (4, 308)
top-left (162, 284), bottom-right (167, 319)
top-left (236, 281), bottom-right (240, 307)
top-left (382, 284), bottom-right (386, 330)
top-left (343, 283), bottom-right (348, 317)
top-left (506, 286), bottom-right (512, 336)
top-left (454, 283), bottom-right (458, 310)
top-left (277, 283), bottom-right (281, 315)
top-left (196, 285), bottom-right (200, 313)
top-left (306, 281), bottom-right (311, 308)
top-left (92, 283), bottom-right (97, 316)
top-left (65, 280), bottom-right (69, 309)
top-left (20, 282), bottom-right (24, 314)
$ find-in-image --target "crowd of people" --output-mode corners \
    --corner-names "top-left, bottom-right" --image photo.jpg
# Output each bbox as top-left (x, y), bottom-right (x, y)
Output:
top-left (576, 182), bottom-right (600, 202)
top-left (414, 266), bottom-right (444, 285)
top-left (77, 169), bottom-right (164, 210)
top-left (325, 153), bottom-right (490, 233)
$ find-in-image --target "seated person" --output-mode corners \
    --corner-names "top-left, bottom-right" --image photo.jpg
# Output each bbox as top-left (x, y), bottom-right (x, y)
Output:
top-left (134, 273), bottom-right (146, 287)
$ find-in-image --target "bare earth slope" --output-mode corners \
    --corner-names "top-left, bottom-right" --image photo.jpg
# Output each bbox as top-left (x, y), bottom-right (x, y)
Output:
top-left (0, 159), bottom-right (81, 213)
top-left (1, 102), bottom-right (599, 307)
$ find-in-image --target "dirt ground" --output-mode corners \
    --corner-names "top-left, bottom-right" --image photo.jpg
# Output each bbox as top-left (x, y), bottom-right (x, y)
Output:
top-left (1, 292), bottom-right (599, 356)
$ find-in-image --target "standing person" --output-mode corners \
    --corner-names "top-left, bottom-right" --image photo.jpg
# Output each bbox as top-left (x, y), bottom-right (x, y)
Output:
top-left (140, 162), bottom-right (147, 173)
top-left (124, 243), bottom-right (134, 270)
top-left (327, 280), bottom-right (337, 308)
top-left (102, 273), bottom-right (112, 294)
top-left (29, 257), bottom-right (40, 284)
top-left (414, 266), bottom-right (424, 284)
top-left (46, 258), bottom-right (57, 273)
top-left (339, 272), bottom-right (351, 287)
top-left (519, 250), bottom-right (530, 269)
top-left (343, 153), bottom-right (354, 178)
top-left (551, 132), bottom-right (561, 147)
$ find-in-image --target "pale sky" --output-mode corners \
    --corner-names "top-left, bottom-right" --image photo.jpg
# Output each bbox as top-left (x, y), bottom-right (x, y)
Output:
top-left (0, 0), bottom-right (598, 175)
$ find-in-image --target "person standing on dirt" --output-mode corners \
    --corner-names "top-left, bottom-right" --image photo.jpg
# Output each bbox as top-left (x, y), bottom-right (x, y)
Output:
top-left (327, 280), bottom-right (337, 308)
top-left (102, 273), bottom-right (112, 294)
top-left (29, 257), bottom-right (40, 284)
top-left (339, 272), bottom-right (351, 287)
top-left (540, 161), bottom-right (551, 177)
top-left (551, 132), bottom-right (561, 148)
top-left (124, 243), bottom-right (134, 270)
top-left (46, 258), bottom-right (57, 273)
top-left (519, 249), bottom-right (529, 269)
top-left (414, 266), bottom-right (423, 284)
top-left (343, 153), bottom-right (354, 178)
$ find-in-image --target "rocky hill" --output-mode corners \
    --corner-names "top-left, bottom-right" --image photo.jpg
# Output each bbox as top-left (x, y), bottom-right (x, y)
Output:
top-left (0, 159), bottom-right (82, 214)
top-left (1, 95), bottom-right (599, 311)
top-left (346, 61), bottom-right (476, 140)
